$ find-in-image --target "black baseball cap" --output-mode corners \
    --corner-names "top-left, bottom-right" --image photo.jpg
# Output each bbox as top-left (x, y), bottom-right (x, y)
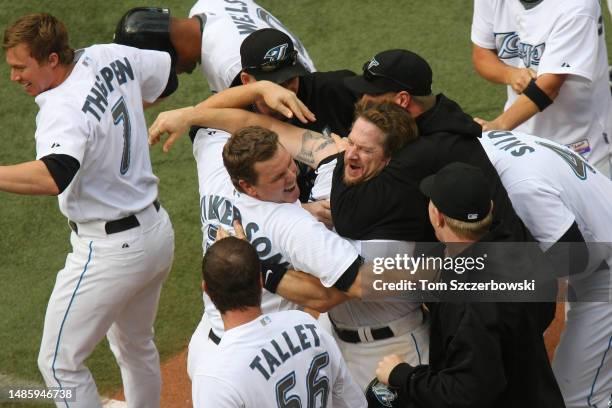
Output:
top-left (344, 49), bottom-right (433, 96)
top-left (230, 28), bottom-right (307, 87)
top-left (419, 162), bottom-right (492, 223)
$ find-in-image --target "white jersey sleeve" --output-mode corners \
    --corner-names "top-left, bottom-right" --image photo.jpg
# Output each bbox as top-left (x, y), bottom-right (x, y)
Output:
top-left (309, 158), bottom-right (336, 201)
top-left (116, 44), bottom-right (171, 102)
top-left (192, 375), bottom-right (244, 407)
top-left (471, 0), bottom-right (497, 49)
top-left (274, 209), bottom-right (359, 288)
top-left (536, 7), bottom-right (600, 81)
top-left (35, 104), bottom-right (89, 163)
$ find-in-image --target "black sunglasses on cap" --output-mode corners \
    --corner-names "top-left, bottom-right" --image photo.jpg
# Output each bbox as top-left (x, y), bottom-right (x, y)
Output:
top-left (245, 50), bottom-right (298, 73)
top-left (362, 61), bottom-right (415, 92)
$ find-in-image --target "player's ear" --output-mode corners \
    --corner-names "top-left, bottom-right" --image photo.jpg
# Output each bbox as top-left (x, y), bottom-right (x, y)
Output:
top-left (429, 201), bottom-right (444, 228)
top-left (435, 207), bottom-right (445, 228)
top-left (241, 71), bottom-right (255, 85)
top-left (239, 179), bottom-right (257, 197)
top-left (395, 91), bottom-right (411, 109)
top-left (47, 52), bottom-right (60, 68)
top-left (202, 280), bottom-right (208, 295)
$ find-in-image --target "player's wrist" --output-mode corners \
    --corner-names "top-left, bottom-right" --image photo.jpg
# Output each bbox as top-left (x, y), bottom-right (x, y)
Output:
top-left (184, 106), bottom-right (199, 126)
top-left (260, 260), bottom-right (289, 293)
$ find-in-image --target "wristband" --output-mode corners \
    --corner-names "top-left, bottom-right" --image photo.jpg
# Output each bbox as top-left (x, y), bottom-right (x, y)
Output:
top-left (260, 259), bottom-right (288, 293)
top-left (523, 78), bottom-right (553, 111)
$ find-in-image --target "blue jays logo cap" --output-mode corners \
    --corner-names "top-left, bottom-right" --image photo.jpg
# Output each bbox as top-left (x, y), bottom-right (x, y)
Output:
top-left (365, 378), bottom-right (399, 408)
top-left (231, 28), bottom-right (307, 86)
top-left (419, 162), bottom-right (492, 223)
top-left (344, 49), bottom-right (433, 96)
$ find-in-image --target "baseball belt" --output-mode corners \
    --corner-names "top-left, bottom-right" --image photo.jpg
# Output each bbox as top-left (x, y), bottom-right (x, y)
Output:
top-left (69, 199), bottom-right (160, 235)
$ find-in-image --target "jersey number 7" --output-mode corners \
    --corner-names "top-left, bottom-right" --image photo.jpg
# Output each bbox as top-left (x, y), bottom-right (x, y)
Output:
top-left (112, 97), bottom-right (132, 175)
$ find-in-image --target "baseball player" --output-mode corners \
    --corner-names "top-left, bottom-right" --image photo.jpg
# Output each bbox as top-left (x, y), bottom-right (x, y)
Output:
top-left (192, 235), bottom-right (366, 407)
top-left (114, 8), bottom-right (339, 220)
top-left (471, 0), bottom-right (612, 177)
top-left (114, 2), bottom-right (315, 94)
top-left (184, 125), bottom-right (366, 381)
top-left (479, 130), bottom-right (612, 408)
top-left (149, 102), bottom-right (432, 390)
top-left (2, 14), bottom-right (176, 407)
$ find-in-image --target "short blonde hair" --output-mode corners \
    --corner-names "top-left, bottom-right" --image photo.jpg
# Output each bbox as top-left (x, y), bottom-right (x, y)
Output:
top-left (443, 210), bottom-right (493, 241)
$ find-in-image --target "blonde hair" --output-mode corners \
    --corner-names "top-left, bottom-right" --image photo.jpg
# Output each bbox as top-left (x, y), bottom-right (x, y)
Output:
top-left (442, 210), bottom-right (493, 241)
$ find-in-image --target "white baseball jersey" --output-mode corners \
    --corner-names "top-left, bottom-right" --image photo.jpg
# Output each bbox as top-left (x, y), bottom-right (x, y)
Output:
top-left (192, 310), bottom-right (366, 407)
top-left (189, 0), bottom-right (316, 93)
top-left (479, 130), bottom-right (612, 246)
top-left (471, 0), bottom-right (612, 166)
top-left (34, 44), bottom-right (170, 222)
top-left (193, 128), bottom-right (359, 335)
top-left (479, 130), bottom-right (612, 408)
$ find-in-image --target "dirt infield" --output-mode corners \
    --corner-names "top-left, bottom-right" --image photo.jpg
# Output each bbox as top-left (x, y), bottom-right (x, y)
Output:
top-left (113, 303), bottom-right (566, 408)
top-left (113, 350), bottom-right (192, 407)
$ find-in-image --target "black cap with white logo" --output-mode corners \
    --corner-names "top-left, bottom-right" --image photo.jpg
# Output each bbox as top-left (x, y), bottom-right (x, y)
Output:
top-left (419, 162), bottom-right (492, 223)
top-left (231, 28), bottom-right (307, 86)
top-left (344, 49), bottom-right (433, 96)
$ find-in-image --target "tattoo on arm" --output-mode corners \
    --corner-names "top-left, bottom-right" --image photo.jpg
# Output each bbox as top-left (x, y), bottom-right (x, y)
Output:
top-left (296, 130), bottom-right (333, 167)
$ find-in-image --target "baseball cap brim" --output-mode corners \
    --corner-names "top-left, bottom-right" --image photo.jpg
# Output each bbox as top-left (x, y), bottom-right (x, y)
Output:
top-left (343, 75), bottom-right (396, 95)
top-left (249, 63), bottom-right (307, 84)
top-left (230, 63), bottom-right (307, 88)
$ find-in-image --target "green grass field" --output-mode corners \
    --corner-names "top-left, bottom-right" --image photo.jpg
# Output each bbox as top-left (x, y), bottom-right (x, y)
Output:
top-left (0, 1), bottom-right (610, 406)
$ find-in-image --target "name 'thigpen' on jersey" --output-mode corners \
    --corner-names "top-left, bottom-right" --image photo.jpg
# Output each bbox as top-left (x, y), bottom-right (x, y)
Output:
top-left (81, 57), bottom-right (135, 121)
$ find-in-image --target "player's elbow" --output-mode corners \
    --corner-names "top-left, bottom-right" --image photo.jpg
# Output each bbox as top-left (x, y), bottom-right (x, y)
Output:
top-left (47, 183), bottom-right (60, 196)
top-left (471, 45), bottom-right (489, 72)
top-left (305, 296), bottom-right (339, 313)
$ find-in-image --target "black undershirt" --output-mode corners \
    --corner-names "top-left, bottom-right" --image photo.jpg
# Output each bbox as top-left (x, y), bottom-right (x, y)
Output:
top-left (40, 154), bottom-right (80, 193)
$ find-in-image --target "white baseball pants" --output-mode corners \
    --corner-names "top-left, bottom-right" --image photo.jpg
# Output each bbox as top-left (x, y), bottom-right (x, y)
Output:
top-left (37, 204), bottom-right (174, 408)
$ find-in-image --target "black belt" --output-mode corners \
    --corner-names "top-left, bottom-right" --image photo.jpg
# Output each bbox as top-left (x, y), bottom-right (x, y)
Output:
top-left (70, 199), bottom-right (160, 235)
top-left (332, 321), bottom-right (394, 343)
top-left (208, 329), bottom-right (221, 345)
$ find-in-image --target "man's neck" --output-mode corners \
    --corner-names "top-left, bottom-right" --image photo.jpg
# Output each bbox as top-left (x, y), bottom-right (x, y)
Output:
top-left (50, 62), bottom-right (75, 90)
top-left (440, 230), bottom-right (479, 256)
top-left (172, 18), bottom-right (202, 64)
top-left (222, 306), bottom-right (263, 331)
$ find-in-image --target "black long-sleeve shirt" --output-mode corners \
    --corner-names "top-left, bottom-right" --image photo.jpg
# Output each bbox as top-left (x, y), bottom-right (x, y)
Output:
top-left (388, 225), bottom-right (565, 408)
